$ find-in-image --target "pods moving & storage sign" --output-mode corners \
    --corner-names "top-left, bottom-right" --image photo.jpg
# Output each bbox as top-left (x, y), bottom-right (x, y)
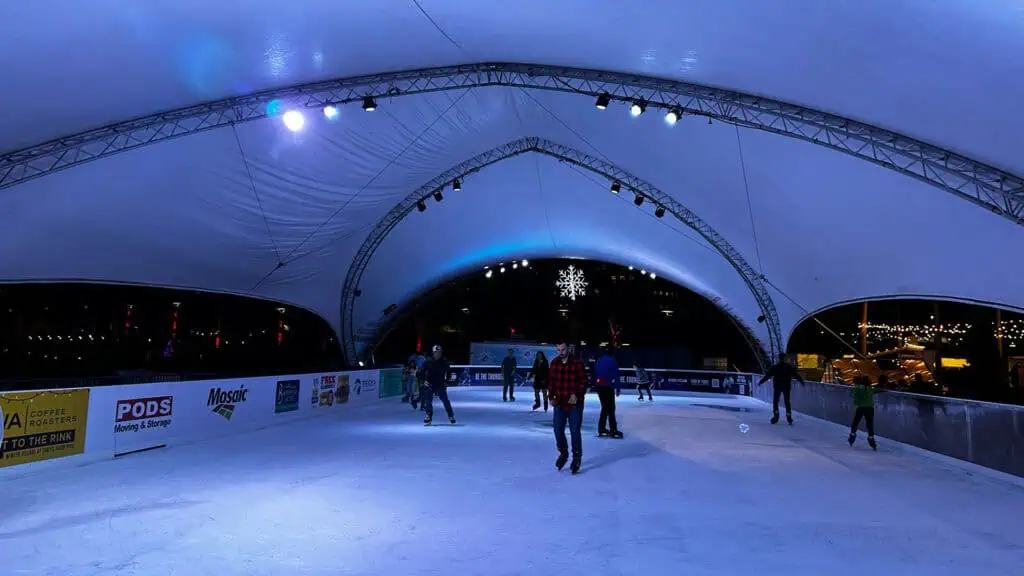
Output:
top-left (1, 390), bottom-right (90, 468)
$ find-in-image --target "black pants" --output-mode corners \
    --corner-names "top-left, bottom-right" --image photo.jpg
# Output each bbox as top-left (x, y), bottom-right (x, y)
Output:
top-left (637, 384), bottom-right (652, 400)
top-left (597, 387), bottom-right (618, 433)
top-left (534, 386), bottom-right (548, 410)
top-left (422, 384), bottom-right (454, 419)
top-left (772, 385), bottom-right (792, 416)
top-left (851, 407), bottom-right (875, 436)
top-left (503, 374), bottom-right (516, 400)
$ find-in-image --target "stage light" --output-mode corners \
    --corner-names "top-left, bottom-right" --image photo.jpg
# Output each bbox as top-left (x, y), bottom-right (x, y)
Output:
top-left (417, 200), bottom-right (427, 212)
top-left (595, 93), bottom-right (611, 110)
top-left (650, 272), bottom-right (656, 279)
top-left (630, 101), bottom-right (646, 117)
top-left (512, 262), bottom-right (518, 269)
top-left (452, 178), bottom-right (461, 192)
top-left (485, 270), bottom-right (493, 278)
top-left (655, 206), bottom-right (665, 218)
top-left (323, 105), bottom-right (339, 120)
top-left (500, 266), bottom-right (506, 273)
top-left (641, 269), bottom-right (646, 275)
top-left (282, 110), bottom-right (305, 132)
top-left (521, 259), bottom-right (529, 267)
top-left (634, 193), bottom-right (644, 206)
top-left (757, 315), bottom-right (766, 323)
top-left (665, 108), bottom-right (681, 125)
top-left (628, 266), bottom-right (634, 270)
top-left (433, 191), bottom-right (443, 202)
top-left (362, 96), bottom-right (377, 111)
top-left (610, 182), bottom-right (621, 194)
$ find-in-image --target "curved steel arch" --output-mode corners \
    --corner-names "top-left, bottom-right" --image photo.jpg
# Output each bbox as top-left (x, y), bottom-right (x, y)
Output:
top-left (2, 62), bottom-right (1022, 226)
top-left (340, 137), bottom-right (782, 367)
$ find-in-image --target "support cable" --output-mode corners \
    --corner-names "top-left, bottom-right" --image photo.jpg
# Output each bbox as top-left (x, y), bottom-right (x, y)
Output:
top-left (231, 124), bottom-right (282, 265)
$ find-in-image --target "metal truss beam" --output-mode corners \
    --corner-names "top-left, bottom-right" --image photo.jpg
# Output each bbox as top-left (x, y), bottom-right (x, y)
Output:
top-left (340, 137), bottom-right (782, 368)
top-left (2, 62), bottom-right (1021, 227)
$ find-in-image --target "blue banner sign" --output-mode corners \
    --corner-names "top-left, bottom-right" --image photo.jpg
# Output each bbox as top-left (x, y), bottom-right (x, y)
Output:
top-left (445, 365), bottom-right (756, 396)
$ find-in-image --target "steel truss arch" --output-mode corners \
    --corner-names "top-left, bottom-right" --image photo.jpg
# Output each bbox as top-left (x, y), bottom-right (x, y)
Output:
top-left (340, 137), bottom-right (782, 368)
top-left (2, 62), bottom-right (1022, 226)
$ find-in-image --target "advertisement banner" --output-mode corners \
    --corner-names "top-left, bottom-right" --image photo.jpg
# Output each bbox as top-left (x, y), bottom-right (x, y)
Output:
top-left (1, 389), bottom-right (90, 468)
top-left (347, 370), bottom-right (380, 405)
top-left (311, 375), bottom-right (338, 408)
top-left (470, 342), bottom-right (558, 368)
top-left (114, 394), bottom-right (173, 456)
top-left (446, 365), bottom-right (754, 395)
top-left (275, 379), bottom-right (300, 414)
top-left (379, 368), bottom-right (403, 399)
top-left (206, 384), bottom-right (250, 421)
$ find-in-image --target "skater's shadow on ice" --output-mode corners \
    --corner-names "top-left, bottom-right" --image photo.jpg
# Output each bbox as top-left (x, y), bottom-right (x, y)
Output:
top-left (584, 444), bottom-right (659, 471)
top-left (0, 499), bottom-right (203, 540)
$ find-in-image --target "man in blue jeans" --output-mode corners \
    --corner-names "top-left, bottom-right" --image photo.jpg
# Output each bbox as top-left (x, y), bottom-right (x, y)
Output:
top-left (547, 341), bottom-right (587, 474)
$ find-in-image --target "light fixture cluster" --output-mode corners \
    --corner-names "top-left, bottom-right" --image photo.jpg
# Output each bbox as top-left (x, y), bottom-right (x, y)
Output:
top-left (595, 92), bottom-right (686, 126)
top-left (626, 265), bottom-right (656, 280)
top-left (272, 94), bottom-right (380, 133)
top-left (608, 180), bottom-right (666, 219)
top-left (483, 259), bottom-right (530, 278)
top-left (415, 178), bottom-right (462, 213)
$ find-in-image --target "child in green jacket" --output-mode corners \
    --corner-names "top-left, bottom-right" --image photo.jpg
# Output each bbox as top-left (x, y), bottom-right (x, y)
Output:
top-left (848, 375), bottom-right (884, 450)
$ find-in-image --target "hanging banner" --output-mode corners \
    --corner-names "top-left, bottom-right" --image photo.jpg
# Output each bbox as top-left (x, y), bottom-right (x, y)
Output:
top-left (1, 389), bottom-right (90, 468)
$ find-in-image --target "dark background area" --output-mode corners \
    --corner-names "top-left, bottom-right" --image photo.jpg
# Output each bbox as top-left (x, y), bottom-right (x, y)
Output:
top-left (372, 259), bottom-right (761, 371)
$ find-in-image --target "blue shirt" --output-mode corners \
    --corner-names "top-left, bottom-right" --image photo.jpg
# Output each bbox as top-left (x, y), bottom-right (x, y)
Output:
top-left (594, 354), bottom-right (621, 388)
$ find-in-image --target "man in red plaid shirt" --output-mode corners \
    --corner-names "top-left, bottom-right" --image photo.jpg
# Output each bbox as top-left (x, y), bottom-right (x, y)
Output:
top-left (548, 341), bottom-right (587, 474)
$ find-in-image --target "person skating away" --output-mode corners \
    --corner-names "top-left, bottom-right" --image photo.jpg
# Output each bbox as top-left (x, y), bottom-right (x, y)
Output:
top-left (634, 363), bottom-right (654, 401)
top-left (530, 351), bottom-right (550, 411)
top-left (402, 359), bottom-right (421, 409)
top-left (419, 345), bottom-right (456, 425)
top-left (548, 341), bottom-right (587, 475)
top-left (849, 375), bottom-right (884, 450)
top-left (412, 351), bottom-right (428, 412)
top-left (758, 353), bottom-right (805, 424)
top-left (594, 347), bottom-right (624, 438)
top-left (501, 348), bottom-right (518, 402)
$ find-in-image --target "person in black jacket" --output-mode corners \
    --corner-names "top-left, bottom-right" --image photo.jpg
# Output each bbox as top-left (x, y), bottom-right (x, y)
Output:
top-left (758, 353), bottom-right (805, 424)
top-left (530, 352), bottom-right (550, 411)
top-left (501, 349), bottom-right (518, 402)
top-left (419, 345), bottom-right (456, 425)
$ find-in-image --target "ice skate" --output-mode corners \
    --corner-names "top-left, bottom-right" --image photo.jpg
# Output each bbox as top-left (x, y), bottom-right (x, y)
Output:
top-left (868, 436), bottom-right (877, 451)
top-left (424, 415), bottom-right (432, 426)
top-left (848, 432), bottom-right (856, 446)
top-left (533, 401), bottom-right (541, 410)
top-left (598, 429), bottom-right (610, 437)
top-left (556, 453), bottom-right (569, 470)
top-left (449, 415), bottom-right (457, 425)
top-left (787, 414), bottom-right (794, 425)
top-left (770, 413), bottom-right (780, 424)
top-left (609, 430), bottom-right (624, 439)
top-left (570, 458), bottom-right (581, 475)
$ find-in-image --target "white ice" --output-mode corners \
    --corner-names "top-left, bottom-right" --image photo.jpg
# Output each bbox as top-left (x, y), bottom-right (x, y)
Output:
top-left (2, 389), bottom-right (1023, 576)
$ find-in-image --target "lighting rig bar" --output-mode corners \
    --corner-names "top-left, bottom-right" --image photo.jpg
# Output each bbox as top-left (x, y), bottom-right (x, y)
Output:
top-left (340, 137), bottom-right (781, 368)
top-left (1, 62), bottom-right (1021, 226)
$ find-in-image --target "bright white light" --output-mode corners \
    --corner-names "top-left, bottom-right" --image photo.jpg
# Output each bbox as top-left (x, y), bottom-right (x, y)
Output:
top-left (323, 105), bottom-right (339, 119)
top-left (640, 269), bottom-right (646, 275)
top-left (628, 266), bottom-right (634, 270)
top-left (665, 110), bottom-right (680, 125)
top-left (282, 110), bottom-right (305, 132)
top-left (650, 272), bottom-right (657, 279)
top-left (358, 361), bottom-right (365, 367)
top-left (485, 270), bottom-right (493, 278)
top-left (521, 260), bottom-right (529, 267)
top-left (630, 103), bottom-right (645, 117)
top-left (512, 263), bottom-right (518, 269)
top-left (500, 267), bottom-right (506, 273)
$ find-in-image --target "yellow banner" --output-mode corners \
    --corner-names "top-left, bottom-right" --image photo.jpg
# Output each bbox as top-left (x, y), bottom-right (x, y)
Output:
top-left (1, 389), bottom-right (90, 468)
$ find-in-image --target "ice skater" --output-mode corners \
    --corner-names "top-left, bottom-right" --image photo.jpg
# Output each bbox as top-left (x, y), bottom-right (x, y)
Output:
top-left (502, 348), bottom-right (518, 402)
top-left (530, 351), bottom-right (550, 411)
top-left (849, 375), bottom-right (884, 450)
top-left (758, 353), bottom-right (804, 424)
top-left (634, 362), bottom-right (654, 401)
top-left (419, 345), bottom-right (456, 425)
top-left (402, 358), bottom-right (420, 409)
top-left (548, 341), bottom-right (587, 474)
top-left (594, 346), bottom-right (623, 438)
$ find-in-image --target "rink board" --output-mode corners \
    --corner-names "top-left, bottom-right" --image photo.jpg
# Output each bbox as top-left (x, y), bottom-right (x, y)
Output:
top-left (446, 365), bottom-right (756, 395)
top-left (0, 369), bottom-right (387, 480)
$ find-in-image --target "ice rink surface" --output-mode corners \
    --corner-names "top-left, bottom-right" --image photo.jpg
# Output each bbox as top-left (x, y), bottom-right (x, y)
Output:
top-left (3, 388), bottom-right (1023, 576)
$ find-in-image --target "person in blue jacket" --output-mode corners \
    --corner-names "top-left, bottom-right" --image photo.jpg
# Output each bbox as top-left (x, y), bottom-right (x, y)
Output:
top-left (594, 346), bottom-right (623, 438)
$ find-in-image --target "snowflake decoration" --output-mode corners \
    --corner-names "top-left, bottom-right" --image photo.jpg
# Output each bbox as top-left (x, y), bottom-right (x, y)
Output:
top-left (556, 265), bottom-right (588, 301)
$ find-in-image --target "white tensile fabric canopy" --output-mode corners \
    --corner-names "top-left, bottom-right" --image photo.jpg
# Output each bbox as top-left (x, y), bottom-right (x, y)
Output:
top-left (1, 1), bottom-right (1023, 365)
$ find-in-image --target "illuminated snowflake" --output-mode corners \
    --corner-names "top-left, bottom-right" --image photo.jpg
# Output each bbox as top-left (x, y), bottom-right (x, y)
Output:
top-left (556, 265), bottom-right (588, 301)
